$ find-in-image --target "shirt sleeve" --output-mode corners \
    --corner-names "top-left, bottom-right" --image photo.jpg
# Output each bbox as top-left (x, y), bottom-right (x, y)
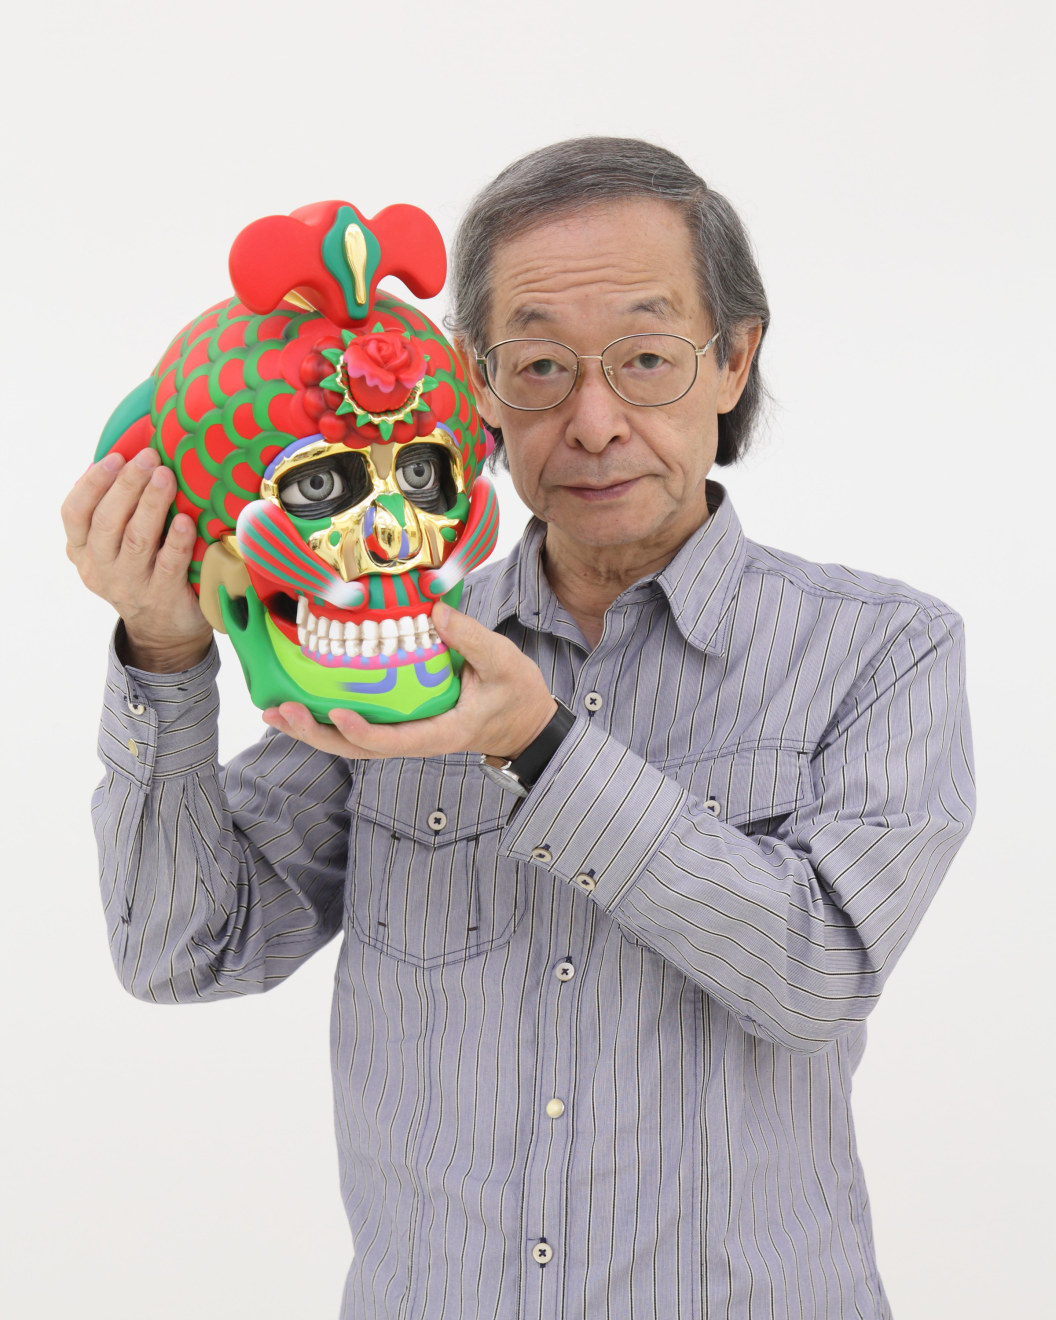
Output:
top-left (498, 609), bottom-right (975, 1054)
top-left (92, 633), bottom-right (352, 1004)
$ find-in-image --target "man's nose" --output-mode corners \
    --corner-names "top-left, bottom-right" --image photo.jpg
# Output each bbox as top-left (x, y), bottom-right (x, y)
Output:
top-left (563, 358), bottom-right (630, 452)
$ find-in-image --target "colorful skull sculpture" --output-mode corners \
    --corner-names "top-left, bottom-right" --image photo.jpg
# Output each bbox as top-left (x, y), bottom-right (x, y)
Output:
top-left (95, 200), bottom-right (499, 723)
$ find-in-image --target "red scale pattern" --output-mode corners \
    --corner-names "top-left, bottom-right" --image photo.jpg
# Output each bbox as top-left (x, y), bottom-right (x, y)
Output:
top-left (105, 293), bottom-right (484, 587)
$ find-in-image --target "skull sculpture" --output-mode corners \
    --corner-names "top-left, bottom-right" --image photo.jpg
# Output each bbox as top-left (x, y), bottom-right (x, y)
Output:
top-left (95, 200), bottom-right (499, 723)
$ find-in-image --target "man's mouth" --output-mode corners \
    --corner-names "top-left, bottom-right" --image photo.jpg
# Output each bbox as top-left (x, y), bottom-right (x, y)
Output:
top-left (564, 477), bottom-right (642, 501)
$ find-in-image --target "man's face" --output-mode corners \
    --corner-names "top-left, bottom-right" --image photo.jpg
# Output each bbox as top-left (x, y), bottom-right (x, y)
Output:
top-left (471, 198), bottom-right (751, 564)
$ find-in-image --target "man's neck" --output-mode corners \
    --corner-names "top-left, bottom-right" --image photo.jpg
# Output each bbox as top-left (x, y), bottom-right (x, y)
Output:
top-left (541, 517), bottom-right (709, 649)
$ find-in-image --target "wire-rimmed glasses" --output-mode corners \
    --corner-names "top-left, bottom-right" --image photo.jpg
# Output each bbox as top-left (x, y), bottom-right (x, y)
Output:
top-left (476, 331), bottom-right (721, 411)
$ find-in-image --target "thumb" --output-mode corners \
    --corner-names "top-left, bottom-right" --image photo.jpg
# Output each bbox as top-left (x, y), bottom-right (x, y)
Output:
top-left (432, 601), bottom-right (501, 677)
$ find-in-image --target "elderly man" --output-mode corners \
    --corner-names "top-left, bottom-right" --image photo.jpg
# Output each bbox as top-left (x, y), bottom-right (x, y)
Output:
top-left (64, 138), bottom-right (974, 1319)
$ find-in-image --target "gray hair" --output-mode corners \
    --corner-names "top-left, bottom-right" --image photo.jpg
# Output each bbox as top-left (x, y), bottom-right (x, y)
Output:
top-left (447, 136), bottom-right (770, 466)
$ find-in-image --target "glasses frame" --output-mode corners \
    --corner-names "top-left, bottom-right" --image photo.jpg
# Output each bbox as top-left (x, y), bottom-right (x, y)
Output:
top-left (476, 330), bottom-right (722, 411)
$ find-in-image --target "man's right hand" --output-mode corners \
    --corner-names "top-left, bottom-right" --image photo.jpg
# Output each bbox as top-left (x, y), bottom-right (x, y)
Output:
top-left (62, 448), bottom-right (214, 673)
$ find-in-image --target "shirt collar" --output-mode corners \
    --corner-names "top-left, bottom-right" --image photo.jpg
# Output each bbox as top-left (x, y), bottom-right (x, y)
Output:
top-left (471, 480), bottom-right (746, 656)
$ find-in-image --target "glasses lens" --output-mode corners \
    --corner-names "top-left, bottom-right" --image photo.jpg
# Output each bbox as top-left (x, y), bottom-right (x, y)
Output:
top-left (602, 335), bottom-right (697, 405)
top-left (485, 340), bottom-right (578, 410)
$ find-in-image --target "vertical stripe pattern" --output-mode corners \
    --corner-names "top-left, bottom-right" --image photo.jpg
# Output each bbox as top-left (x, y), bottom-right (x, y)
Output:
top-left (93, 483), bottom-right (974, 1319)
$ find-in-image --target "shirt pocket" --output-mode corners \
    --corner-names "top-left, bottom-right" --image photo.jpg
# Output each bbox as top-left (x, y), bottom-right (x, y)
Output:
top-left (346, 754), bottom-right (526, 968)
top-left (662, 742), bottom-right (812, 836)
top-left (619, 744), bottom-right (811, 954)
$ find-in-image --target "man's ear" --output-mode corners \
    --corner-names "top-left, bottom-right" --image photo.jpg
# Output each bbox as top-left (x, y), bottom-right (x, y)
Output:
top-left (457, 337), bottom-right (502, 429)
top-left (716, 321), bottom-right (764, 415)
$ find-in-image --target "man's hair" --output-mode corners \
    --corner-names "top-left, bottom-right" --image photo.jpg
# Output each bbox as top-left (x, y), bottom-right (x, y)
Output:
top-left (448, 136), bottom-right (770, 466)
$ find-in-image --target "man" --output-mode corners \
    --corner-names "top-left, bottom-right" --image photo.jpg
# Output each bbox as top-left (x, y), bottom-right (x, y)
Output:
top-left (63, 138), bottom-right (974, 1318)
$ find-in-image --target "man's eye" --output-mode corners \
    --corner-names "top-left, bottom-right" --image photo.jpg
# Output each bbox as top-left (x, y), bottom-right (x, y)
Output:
top-left (522, 357), bottom-right (564, 378)
top-left (630, 352), bottom-right (667, 371)
top-left (396, 459), bottom-right (440, 493)
top-left (279, 464), bottom-right (349, 514)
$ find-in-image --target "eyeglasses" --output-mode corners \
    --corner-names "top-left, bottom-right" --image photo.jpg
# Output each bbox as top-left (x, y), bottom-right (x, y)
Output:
top-left (476, 331), bottom-right (721, 411)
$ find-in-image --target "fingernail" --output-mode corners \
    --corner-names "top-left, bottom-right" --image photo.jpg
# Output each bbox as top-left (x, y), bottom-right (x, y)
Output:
top-left (134, 448), bottom-right (157, 470)
top-left (150, 466), bottom-right (170, 487)
top-left (102, 452), bottom-right (124, 472)
top-left (433, 602), bottom-right (449, 626)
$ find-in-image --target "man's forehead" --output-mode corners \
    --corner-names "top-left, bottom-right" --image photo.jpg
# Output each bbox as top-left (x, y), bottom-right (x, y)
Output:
top-left (506, 294), bottom-right (682, 332)
top-left (488, 199), bottom-right (703, 334)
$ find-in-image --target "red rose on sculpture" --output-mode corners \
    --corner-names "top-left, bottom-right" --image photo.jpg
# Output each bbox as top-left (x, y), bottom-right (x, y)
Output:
top-left (342, 331), bottom-right (426, 413)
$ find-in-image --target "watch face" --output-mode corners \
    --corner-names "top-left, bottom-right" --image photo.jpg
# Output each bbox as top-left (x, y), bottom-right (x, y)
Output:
top-left (479, 757), bottom-right (529, 798)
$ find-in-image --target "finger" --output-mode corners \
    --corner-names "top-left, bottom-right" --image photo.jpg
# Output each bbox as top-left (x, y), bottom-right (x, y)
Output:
top-left (61, 452), bottom-right (127, 557)
top-left (264, 703), bottom-right (370, 759)
top-left (430, 602), bottom-right (504, 679)
top-left (119, 462), bottom-right (177, 566)
top-left (152, 510), bottom-right (199, 587)
top-left (329, 704), bottom-right (466, 759)
top-left (90, 448), bottom-right (164, 563)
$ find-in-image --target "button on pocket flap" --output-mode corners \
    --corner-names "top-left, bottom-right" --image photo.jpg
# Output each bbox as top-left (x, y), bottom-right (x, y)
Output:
top-left (350, 755), bottom-right (510, 845)
top-left (692, 745), bottom-right (810, 829)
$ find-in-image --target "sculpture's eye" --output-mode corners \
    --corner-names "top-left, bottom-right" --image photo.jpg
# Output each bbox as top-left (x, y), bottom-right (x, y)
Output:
top-left (395, 444), bottom-right (454, 513)
top-left (290, 469), bottom-right (341, 502)
top-left (278, 455), bottom-right (369, 519)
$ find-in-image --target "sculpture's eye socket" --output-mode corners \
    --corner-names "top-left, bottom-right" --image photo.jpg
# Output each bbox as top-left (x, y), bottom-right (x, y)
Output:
top-left (278, 454), bottom-right (370, 519)
top-left (395, 444), bottom-right (455, 513)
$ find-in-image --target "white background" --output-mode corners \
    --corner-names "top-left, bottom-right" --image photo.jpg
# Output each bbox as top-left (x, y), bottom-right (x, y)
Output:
top-left (2, 1), bottom-right (1052, 1315)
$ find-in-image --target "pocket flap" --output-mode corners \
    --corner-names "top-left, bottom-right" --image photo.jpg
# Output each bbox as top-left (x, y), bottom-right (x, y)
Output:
top-left (704, 745), bottom-right (809, 827)
top-left (660, 744), bottom-right (810, 829)
top-left (350, 753), bottom-right (511, 845)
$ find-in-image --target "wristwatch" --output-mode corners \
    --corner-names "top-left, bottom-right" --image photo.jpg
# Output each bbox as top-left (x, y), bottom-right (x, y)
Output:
top-left (479, 698), bottom-right (576, 797)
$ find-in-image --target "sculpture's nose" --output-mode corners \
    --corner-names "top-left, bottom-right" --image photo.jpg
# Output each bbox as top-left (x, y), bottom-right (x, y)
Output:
top-left (348, 495), bottom-right (423, 571)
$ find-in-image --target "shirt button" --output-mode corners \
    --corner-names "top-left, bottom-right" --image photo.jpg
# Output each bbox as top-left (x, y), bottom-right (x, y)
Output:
top-left (704, 798), bottom-right (721, 816)
top-left (573, 871), bottom-right (597, 892)
top-left (545, 1098), bottom-right (565, 1118)
top-left (584, 691), bottom-right (603, 713)
top-left (127, 738), bottom-right (139, 758)
top-left (554, 961), bottom-right (576, 981)
top-left (530, 845), bottom-right (553, 864)
top-left (427, 810), bottom-right (447, 831)
top-left (531, 1241), bottom-right (553, 1265)
top-left (126, 699), bottom-right (146, 716)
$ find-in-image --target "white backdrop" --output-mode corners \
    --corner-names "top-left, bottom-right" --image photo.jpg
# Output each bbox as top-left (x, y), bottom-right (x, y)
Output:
top-left (3, 1), bottom-right (1052, 1315)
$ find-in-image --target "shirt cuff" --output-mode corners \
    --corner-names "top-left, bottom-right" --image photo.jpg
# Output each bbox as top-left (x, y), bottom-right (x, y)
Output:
top-left (498, 717), bottom-right (687, 912)
top-left (98, 627), bottom-right (222, 784)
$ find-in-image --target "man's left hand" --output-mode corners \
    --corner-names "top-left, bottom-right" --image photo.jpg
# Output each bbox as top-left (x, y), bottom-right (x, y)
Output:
top-left (262, 602), bottom-right (559, 762)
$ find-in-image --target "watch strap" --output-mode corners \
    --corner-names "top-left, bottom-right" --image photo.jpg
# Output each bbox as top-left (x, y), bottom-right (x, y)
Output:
top-left (504, 698), bottom-right (576, 789)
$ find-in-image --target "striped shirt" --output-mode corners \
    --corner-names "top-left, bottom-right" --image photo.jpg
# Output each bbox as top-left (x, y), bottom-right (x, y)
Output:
top-left (94, 483), bottom-right (974, 1319)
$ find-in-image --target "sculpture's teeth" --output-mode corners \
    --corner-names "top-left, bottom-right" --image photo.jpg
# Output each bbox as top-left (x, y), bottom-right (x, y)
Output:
top-left (379, 620), bottom-right (398, 656)
top-left (295, 609), bottom-right (444, 661)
